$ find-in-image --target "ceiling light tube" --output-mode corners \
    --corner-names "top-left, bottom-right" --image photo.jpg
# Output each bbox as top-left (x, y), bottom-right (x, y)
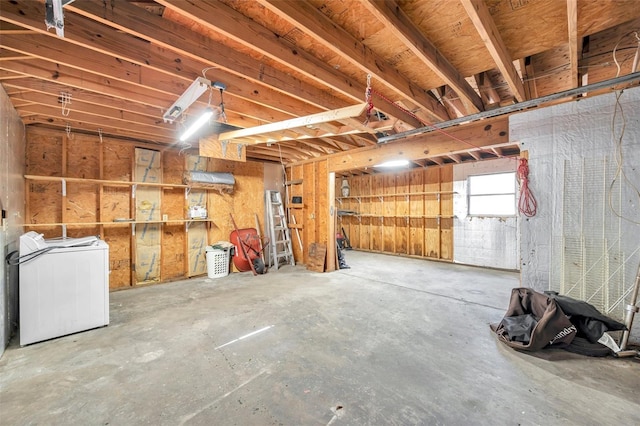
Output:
top-left (163, 77), bottom-right (211, 123)
top-left (374, 159), bottom-right (409, 168)
top-left (179, 108), bottom-right (214, 142)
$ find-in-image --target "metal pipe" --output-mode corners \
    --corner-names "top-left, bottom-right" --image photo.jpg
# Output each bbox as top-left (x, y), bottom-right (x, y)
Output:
top-left (378, 71), bottom-right (640, 144)
top-left (619, 261), bottom-right (640, 351)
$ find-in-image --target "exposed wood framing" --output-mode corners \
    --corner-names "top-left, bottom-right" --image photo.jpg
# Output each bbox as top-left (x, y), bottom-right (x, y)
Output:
top-left (257, 0), bottom-right (450, 122)
top-left (460, 0), bottom-right (526, 102)
top-left (362, 0), bottom-right (484, 114)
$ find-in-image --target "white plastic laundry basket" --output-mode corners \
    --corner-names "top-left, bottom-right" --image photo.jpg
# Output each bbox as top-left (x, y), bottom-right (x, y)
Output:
top-left (206, 247), bottom-right (230, 278)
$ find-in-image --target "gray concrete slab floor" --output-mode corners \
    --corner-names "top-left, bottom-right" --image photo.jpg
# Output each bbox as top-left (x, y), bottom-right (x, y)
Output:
top-left (1, 251), bottom-right (639, 425)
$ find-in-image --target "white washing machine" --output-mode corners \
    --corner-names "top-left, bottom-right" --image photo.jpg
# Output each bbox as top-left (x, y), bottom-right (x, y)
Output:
top-left (19, 232), bottom-right (110, 346)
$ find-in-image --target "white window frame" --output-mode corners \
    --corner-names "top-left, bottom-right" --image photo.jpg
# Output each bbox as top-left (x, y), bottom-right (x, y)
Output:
top-left (467, 171), bottom-right (517, 217)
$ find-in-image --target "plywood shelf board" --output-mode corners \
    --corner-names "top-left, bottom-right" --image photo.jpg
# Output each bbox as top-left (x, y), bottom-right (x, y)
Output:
top-left (336, 190), bottom-right (456, 199)
top-left (25, 174), bottom-right (189, 189)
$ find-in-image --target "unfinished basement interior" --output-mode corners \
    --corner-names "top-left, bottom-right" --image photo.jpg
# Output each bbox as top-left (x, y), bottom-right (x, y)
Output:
top-left (1, 1), bottom-right (639, 424)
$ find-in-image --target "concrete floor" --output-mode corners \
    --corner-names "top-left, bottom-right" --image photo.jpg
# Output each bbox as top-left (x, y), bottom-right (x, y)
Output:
top-left (1, 251), bottom-right (639, 425)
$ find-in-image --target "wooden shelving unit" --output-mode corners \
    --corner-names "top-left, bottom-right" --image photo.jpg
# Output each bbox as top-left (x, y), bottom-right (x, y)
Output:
top-left (24, 175), bottom-right (217, 229)
top-left (335, 166), bottom-right (455, 261)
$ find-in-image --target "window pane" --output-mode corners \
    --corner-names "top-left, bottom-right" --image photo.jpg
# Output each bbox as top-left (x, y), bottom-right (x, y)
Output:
top-left (469, 172), bottom-right (515, 195)
top-left (469, 194), bottom-right (516, 216)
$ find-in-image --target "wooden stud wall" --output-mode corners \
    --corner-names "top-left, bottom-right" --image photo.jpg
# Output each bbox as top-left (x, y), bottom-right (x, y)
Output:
top-left (24, 127), bottom-right (264, 289)
top-left (286, 160), bottom-right (334, 271)
top-left (336, 165), bottom-right (454, 262)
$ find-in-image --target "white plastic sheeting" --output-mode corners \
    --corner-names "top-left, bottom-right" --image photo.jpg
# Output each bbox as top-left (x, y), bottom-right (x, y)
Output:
top-left (511, 87), bottom-right (640, 320)
top-left (453, 158), bottom-right (519, 270)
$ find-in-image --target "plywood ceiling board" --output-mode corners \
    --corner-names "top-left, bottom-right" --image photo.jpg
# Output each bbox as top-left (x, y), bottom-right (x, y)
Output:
top-left (363, 28), bottom-right (445, 89)
top-left (258, 0), bottom-right (450, 122)
top-left (578, 0), bottom-right (640, 37)
top-left (397, 0), bottom-right (494, 77)
top-left (160, 0), bottom-right (360, 110)
top-left (486, 0), bottom-right (568, 60)
top-left (12, 0), bottom-right (311, 131)
top-left (527, 44), bottom-right (574, 97)
top-left (71, 3), bottom-right (333, 120)
top-left (308, 0), bottom-right (386, 41)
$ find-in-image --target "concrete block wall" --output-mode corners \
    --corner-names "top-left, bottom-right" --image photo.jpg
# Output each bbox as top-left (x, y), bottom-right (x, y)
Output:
top-left (453, 158), bottom-right (519, 270)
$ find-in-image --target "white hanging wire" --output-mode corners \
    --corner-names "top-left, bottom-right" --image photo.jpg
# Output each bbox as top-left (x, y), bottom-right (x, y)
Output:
top-left (98, 128), bottom-right (103, 144)
top-left (607, 30), bottom-right (640, 225)
top-left (60, 92), bottom-right (72, 116)
top-left (65, 122), bottom-right (73, 139)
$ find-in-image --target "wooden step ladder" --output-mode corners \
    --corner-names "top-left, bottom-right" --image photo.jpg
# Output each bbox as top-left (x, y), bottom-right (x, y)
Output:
top-left (265, 190), bottom-right (295, 270)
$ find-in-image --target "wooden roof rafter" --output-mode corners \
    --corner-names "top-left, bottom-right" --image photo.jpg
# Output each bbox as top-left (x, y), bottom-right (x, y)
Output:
top-left (567, 0), bottom-right (580, 89)
top-left (68, 0), bottom-right (343, 114)
top-left (460, 0), bottom-right (527, 102)
top-left (256, 0), bottom-right (450, 123)
top-left (361, 0), bottom-right (484, 115)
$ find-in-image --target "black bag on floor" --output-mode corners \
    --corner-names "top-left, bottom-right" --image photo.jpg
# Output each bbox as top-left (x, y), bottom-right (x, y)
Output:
top-left (545, 292), bottom-right (626, 343)
top-left (491, 288), bottom-right (577, 351)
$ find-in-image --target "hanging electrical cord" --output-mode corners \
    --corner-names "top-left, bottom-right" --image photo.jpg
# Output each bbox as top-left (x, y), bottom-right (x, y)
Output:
top-left (607, 30), bottom-right (640, 225)
top-left (517, 158), bottom-right (537, 217)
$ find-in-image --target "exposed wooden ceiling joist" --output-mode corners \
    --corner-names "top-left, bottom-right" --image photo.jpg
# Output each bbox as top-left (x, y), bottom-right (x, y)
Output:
top-left (460, 0), bottom-right (527, 102)
top-left (256, 0), bottom-right (450, 123)
top-left (566, 0), bottom-right (580, 90)
top-left (361, 0), bottom-right (484, 114)
top-left (1, 0), bottom-right (639, 168)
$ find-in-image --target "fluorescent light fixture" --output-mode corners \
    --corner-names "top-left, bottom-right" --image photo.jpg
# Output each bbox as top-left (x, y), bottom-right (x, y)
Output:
top-left (374, 159), bottom-right (410, 168)
top-left (163, 77), bottom-right (211, 123)
top-left (45, 0), bottom-right (73, 38)
top-left (179, 108), bottom-right (214, 142)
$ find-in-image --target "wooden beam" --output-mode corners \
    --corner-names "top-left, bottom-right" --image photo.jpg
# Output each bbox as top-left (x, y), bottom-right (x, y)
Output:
top-left (436, 86), bottom-right (466, 118)
top-left (6, 90), bottom-right (174, 131)
top-left (460, 0), bottom-right (526, 102)
top-left (362, 0), bottom-right (484, 114)
top-left (327, 117), bottom-right (510, 172)
top-left (154, 1), bottom-right (353, 107)
top-left (0, 0), bottom-right (320, 119)
top-left (68, 0), bottom-right (342, 113)
top-left (567, 0), bottom-right (579, 89)
top-left (218, 104), bottom-right (368, 143)
top-left (0, 57), bottom-right (261, 133)
top-left (474, 72), bottom-right (501, 107)
top-left (447, 154), bottom-right (462, 163)
top-left (257, 0), bottom-right (450, 122)
top-left (520, 57), bottom-right (538, 99)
